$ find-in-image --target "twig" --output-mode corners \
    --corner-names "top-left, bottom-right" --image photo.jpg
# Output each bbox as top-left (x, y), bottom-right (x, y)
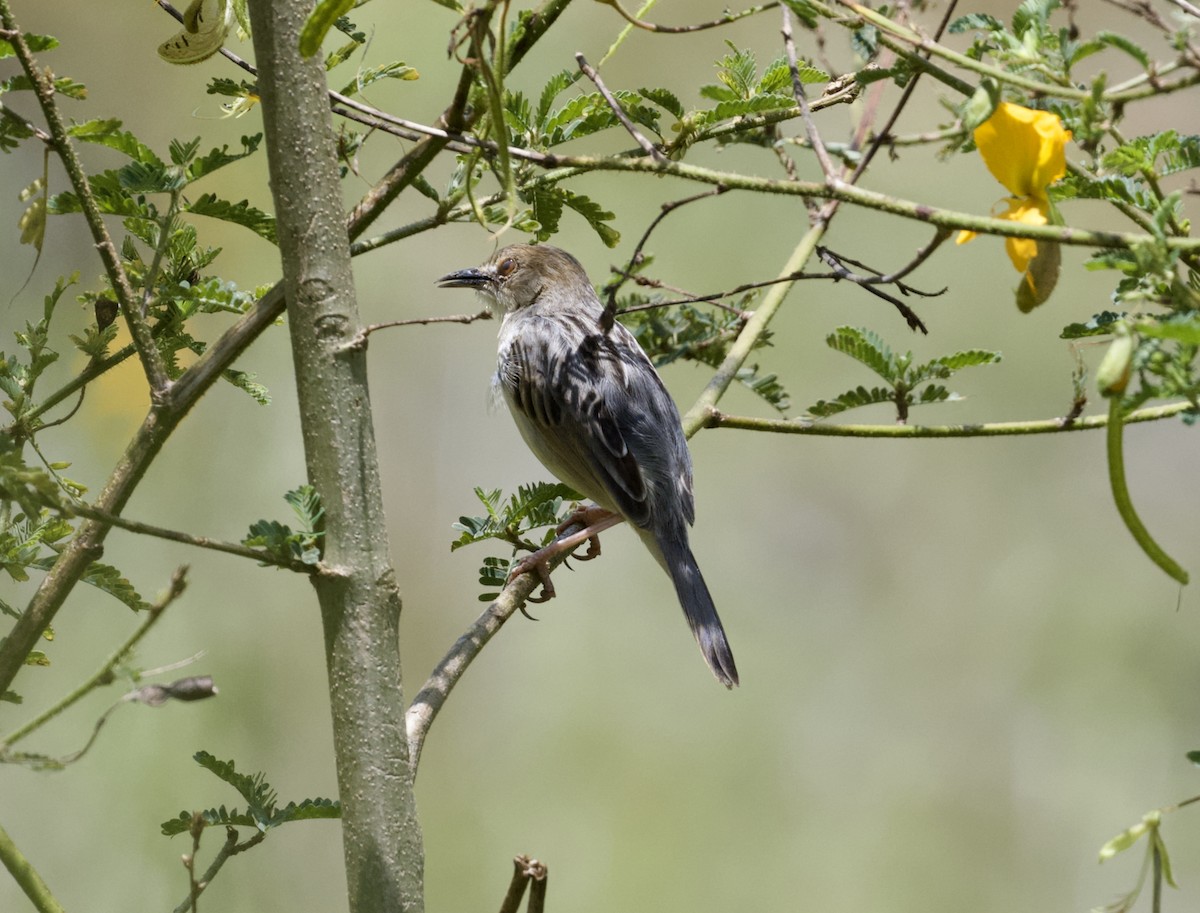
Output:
top-left (815, 245), bottom-right (941, 333)
top-left (0, 100), bottom-right (53, 146)
top-left (405, 571), bottom-right (543, 770)
top-left (705, 400), bottom-right (1197, 436)
top-left (352, 310), bottom-right (492, 347)
top-left (0, 567), bottom-right (187, 752)
top-left (405, 514), bottom-right (618, 769)
top-left (852, 228), bottom-right (952, 286)
top-left (498, 856), bottom-right (532, 913)
top-left (603, 187), bottom-right (729, 311)
top-left (781, 6), bottom-right (839, 194)
top-left (62, 502), bottom-right (311, 571)
top-left (576, 53), bottom-right (667, 163)
top-left (846, 0), bottom-right (957, 183)
top-left (681, 223), bottom-right (829, 436)
top-left (184, 813), bottom-right (204, 913)
top-left (526, 856), bottom-right (548, 913)
top-left (170, 827), bottom-right (257, 913)
top-left (0, 1), bottom-right (169, 393)
top-left (599, 0), bottom-right (779, 32)
top-left (826, 0), bottom-right (1200, 102)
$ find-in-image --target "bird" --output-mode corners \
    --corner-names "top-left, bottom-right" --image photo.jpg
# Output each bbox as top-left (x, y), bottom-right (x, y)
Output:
top-left (438, 244), bottom-right (738, 688)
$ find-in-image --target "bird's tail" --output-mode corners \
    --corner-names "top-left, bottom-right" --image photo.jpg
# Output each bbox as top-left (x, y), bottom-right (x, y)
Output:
top-left (656, 536), bottom-right (739, 688)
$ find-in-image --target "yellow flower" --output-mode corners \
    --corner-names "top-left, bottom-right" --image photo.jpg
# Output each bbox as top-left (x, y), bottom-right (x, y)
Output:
top-left (956, 102), bottom-right (1072, 309)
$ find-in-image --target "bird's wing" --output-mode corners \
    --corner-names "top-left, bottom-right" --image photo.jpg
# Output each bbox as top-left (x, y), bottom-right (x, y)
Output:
top-left (500, 316), bottom-right (692, 529)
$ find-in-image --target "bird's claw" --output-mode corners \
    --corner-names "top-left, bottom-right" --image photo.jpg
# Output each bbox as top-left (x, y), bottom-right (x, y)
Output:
top-left (506, 505), bottom-right (619, 609)
top-left (508, 553), bottom-right (556, 606)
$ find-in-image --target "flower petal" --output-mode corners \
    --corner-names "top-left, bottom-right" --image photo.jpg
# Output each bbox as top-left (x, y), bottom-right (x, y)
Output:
top-left (974, 102), bottom-right (1071, 198)
top-left (999, 197), bottom-right (1049, 273)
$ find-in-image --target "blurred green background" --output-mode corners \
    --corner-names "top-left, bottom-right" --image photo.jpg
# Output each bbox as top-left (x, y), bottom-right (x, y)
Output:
top-left (3, 1), bottom-right (1199, 911)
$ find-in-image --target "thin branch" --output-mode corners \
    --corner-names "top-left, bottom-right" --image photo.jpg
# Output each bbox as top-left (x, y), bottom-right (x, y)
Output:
top-left (599, 0), bottom-right (779, 32)
top-left (781, 6), bottom-right (839, 191)
top-left (170, 827), bottom-right (261, 913)
top-left (64, 502), bottom-right (311, 572)
top-left (826, 0), bottom-right (1200, 102)
top-left (0, 2), bottom-right (169, 393)
top-left (846, 0), bottom-right (958, 184)
top-left (603, 186), bottom-right (729, 311)
top-left (0, 567), bottom-right (187, 752)
top-left (681, 222), bottom-right (830, 436)
top-left (352, 310), bottom-right (493, 347)
top-left (826, 228), bottom-right (952, 287)
top-left (0, 99), bottom-right (53, 145)
top-left (520, 154), bottom-right (1200, 254)
top-left (406, 570), bottom-right (542, 770)
top-left (815, 244), bottom-right (947, 333)
top-left (705, 400), bottom-right (1197, 437)
top-left (498, 856), bottom-right (533, 913)
top-left (405, 514), bottom-right (617, 769)
top-left (576, 53), bottom-right (667, 163)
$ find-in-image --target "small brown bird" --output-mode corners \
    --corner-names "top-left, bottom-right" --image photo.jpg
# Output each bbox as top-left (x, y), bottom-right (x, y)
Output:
top-left (438, 244), bottom-right (738, 687)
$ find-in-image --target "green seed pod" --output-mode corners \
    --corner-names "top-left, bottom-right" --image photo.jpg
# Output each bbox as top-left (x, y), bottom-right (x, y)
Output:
top-left (1097, 333), bottom-right (1135, 397)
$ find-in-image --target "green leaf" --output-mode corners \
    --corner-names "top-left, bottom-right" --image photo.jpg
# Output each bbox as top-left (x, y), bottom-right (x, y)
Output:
top-left (185, 193), bottom-right (277, 243)
top-left (26, 556), bottom-right (151, 612)
top-left (1088, 31), bottom-right (1149, 68)
top-left (299, 0), bottom-right (355, 58)
top-left (638, 87), bottom-right (684, 120)
top-left (185, 134), bottom-right (263, 182)
top-left (947, 13), bottom-right (1004, 32)
top-left (0, 34), bottom-right (58, 59)
top-left (524, 186), bottom-right (563, 241)
top-left (805, 385), bottom-right (895, 418)
top-left (560, 190), bottom-right (619, 247)
top-left (1012, 0), bottom-right (1059, 37)
top-left (337, 60), bottom-right (418, 96)
top-left (195, 751), bottom-right (273, 810)
top-left (825, 326), bottom-right (896, 381)
top-left (535, 70), bottom-right (578, 125)
top-left (908, 349), bottom-right (1002, 386)
top-left (68, 120), bottom-right (162, 165)
top-left (710, 94), bottom-right (795, 120)
top-left (451, 482), bottom-right (579, 553)
top-left (1137, 314), bottom-right (1200, 345)
top-left (243, 486), bottom-right (322, 565)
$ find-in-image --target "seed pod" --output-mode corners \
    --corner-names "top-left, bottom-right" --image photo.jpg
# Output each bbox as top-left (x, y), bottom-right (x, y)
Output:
top-left (1097, 332), bottom-right (1135, 397)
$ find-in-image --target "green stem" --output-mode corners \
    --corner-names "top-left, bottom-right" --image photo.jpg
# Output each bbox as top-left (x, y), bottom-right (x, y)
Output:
top-left (1105, 397), bottom-right (1189, 584)
top-left (825, 0), bottom-right (1200, 103)
top-left (682, 223), bottom-right (827, 435)
top-left (526, 155), bottom-right (1200, 253)
top-left (0, 819), bottom-right (65, 913)
top-left (707, 400), bottom-right (1195, 437)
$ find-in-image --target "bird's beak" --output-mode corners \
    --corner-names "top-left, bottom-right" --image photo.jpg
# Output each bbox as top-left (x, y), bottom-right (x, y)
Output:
top-left (437, 267), bottom-right (491, 289)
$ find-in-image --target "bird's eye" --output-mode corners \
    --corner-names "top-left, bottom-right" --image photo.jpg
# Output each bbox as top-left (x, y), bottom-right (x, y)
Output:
top-left (496, 258), bottom-right (517, 278)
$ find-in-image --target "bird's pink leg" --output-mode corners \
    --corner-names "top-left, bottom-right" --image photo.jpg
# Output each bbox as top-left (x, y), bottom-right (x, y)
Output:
top-left (508, 508), bottom-right (623, 603)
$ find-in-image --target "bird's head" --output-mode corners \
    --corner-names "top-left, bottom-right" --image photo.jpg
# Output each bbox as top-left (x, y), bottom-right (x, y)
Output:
top-left (437, 244), bottom-right (594, 315)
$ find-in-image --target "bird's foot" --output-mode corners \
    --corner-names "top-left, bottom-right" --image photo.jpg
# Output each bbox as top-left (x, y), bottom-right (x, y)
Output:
top-left (555, 505), bottom-right (615, 561)
top-left (506, 508), bottom-right (624, 603)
